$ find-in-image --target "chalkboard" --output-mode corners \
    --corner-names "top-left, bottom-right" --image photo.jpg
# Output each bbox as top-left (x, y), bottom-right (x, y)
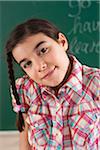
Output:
top-left (0, 1), bottom-right (99, 130)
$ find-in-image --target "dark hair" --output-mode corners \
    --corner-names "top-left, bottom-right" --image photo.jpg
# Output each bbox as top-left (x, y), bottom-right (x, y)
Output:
top-left (5, 18), bottom-right (60, 132)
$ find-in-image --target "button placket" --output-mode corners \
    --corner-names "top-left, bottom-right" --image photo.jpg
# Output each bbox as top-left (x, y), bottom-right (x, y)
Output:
top-left (55, 101), bottom-right (63, 147)
top-left (56, 102), bottom-right (60, 111)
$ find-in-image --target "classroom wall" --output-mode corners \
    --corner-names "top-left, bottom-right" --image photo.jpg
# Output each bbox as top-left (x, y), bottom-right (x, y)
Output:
top-left (0, 1), bottom-right (99, 130)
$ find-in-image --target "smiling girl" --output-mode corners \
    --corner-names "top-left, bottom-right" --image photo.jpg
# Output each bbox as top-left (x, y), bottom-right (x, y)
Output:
top-left (5, 18), bottom-right (100, 150)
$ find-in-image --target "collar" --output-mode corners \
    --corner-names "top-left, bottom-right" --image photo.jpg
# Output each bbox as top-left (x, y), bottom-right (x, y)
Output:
top-left (65, 55), bottom-right (83, 97)
top-left (39, 55), bottom-right (83, 99)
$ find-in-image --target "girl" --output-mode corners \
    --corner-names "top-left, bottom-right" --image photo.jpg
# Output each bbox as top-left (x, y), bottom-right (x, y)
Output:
top-left (5, 18), bottom-right (100, 150)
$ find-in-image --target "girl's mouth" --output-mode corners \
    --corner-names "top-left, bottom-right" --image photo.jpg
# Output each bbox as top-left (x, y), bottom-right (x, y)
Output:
top-left (42, 67), bottom-right (56, 79)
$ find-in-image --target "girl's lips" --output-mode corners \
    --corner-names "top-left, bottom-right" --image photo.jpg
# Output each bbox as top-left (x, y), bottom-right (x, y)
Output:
top-left (42, 67), bottom-right (56, 79)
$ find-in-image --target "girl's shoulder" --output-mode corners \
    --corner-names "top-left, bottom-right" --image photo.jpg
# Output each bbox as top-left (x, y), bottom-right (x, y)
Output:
top-left (82, 65), bottom-right (100, 78)
top-left (82, 65), bottom-right (100, 100)
top-left (15, 75), bottom-right (32, 85)
top-left (82, 64), bottom-right (100, 84)
top-left (15, 75), bottom-right (39, 97)
top-left (13, 75), bottom-right (39, 112)
top-left (15, 75), bottom-right (35, 89)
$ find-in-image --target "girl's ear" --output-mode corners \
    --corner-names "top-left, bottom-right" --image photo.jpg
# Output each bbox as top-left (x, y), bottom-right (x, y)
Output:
top-left (57, 32), bottom-right (69, 51)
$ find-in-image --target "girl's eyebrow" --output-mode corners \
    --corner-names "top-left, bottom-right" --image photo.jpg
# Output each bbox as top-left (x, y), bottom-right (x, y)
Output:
top-left (19, 41), bottom-right (46, 65)
top-left (19, 58), bottom-right (27, 65)
top-left (34, 41), bottom-right (46, 49)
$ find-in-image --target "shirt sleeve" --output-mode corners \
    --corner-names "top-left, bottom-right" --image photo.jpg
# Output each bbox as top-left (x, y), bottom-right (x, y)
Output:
top-left (86, 114), bottom-right (100, 149)
top-left (90, 70), bottom-right (100, 109)
top-left (11, 77), bottom-right (30, 113)
top-left (86, 70), bottom-right (100, 149)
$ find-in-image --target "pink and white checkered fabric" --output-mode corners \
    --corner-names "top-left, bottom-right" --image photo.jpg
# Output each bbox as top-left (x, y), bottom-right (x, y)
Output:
top-left (12, 56), bottom-right (100, 150)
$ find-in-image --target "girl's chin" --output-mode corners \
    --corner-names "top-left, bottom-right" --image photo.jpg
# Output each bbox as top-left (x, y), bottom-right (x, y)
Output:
top-left (44, 80), bottom-right (63, 87)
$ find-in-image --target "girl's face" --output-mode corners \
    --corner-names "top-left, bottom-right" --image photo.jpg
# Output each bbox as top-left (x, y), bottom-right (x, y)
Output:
top-left (12, 32), bottom-right (69, 87)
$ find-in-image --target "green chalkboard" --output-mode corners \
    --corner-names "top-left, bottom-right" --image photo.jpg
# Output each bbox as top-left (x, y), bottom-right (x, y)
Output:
top-left (0, 1), bottom-right (99, 130)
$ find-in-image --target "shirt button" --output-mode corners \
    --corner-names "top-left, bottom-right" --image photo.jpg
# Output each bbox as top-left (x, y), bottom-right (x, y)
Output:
top-left (56, 130), bottom-right (62, 142)
top-left (34, 123), bottom-right (39, 128)
top-left (56, 131), bottom-right (61, 137)
top-left (56, 132), bottom-right (58, 136)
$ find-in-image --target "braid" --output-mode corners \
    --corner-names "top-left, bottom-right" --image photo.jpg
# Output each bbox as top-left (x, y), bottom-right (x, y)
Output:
top-left (7, 53), bottom-right (20, 104)
top-left (6, 52), bottom-right (25, 132)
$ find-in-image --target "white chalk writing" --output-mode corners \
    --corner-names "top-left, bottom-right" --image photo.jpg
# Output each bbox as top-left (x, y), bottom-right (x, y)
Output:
top-left (67, 1), bottom-right (99, 54)
top-left (68, 16), bottom-right (100, 35)
top-left (70, 37), bottom-right (99, 54)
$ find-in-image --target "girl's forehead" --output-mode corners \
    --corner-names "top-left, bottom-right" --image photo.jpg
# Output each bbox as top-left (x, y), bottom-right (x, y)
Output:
top-left (18, 33), bottom-right (56, 48)
top-left (25, 33), bottom-right (51, 41)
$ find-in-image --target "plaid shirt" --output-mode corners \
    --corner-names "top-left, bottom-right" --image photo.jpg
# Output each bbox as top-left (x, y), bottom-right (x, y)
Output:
top-left (12, 56), bottom-right (100, 150)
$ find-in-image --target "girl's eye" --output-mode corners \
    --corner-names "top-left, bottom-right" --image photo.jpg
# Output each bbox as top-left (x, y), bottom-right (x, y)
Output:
top-left (23, 61), bottom-right (32, 69)
top-left (40, 48), bottom-right (48, 55)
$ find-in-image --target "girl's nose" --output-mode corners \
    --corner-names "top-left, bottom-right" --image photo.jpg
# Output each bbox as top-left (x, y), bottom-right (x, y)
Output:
top-left (39, 62), bottom-right (47, 72)
top-left (34, 57), bottom-right (48, 72)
